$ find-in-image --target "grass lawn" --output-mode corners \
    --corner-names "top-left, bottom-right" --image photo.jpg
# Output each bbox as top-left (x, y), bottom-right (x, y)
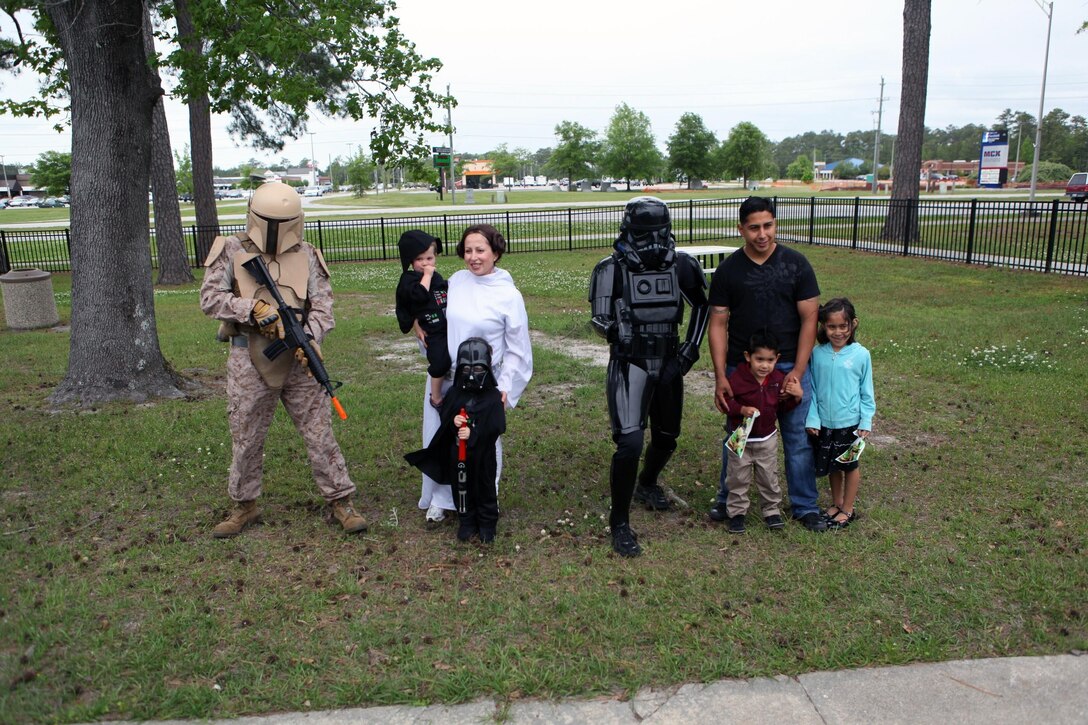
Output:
top-left (1, 245), bottom-right (1086, 722)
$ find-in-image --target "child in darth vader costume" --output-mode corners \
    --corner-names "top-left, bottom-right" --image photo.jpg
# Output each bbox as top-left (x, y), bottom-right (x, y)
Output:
top-left (405, 338), bottom-right (506, 543)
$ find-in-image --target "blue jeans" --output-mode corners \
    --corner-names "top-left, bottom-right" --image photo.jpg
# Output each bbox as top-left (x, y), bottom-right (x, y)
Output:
top-left (715, 362), bottom-right (819, 517)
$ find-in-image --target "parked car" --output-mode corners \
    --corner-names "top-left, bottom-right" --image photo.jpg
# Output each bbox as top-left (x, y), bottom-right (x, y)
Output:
top-left (302, 187), bottom-right (324, 197)
top-left (38, 197), bottom-right (69, 208)
top-left (1065, 172), bottom-right (1087, 203)
top-left (7, 196), bottom-right (40, 208)
top-left (179, 192), bottom-right (193, 203)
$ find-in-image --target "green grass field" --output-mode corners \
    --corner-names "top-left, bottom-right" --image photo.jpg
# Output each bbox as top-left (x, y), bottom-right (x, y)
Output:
top-left (1, 245), bottom-right (1086, 723)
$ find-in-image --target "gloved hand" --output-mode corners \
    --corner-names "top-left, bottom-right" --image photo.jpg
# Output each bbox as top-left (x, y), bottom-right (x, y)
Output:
top-left (294, 341), bottom-right (322, 377)
top-left (660, 343), bottom-right (698, 385)
top-left (252, 300), bottom-right (284, 340)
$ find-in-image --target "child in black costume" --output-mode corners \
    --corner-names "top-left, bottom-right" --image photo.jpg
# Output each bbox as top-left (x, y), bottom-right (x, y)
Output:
top-left (395, 230), bottom-right (450, 407)
top-left (405, 338), bottom-right (506, 543)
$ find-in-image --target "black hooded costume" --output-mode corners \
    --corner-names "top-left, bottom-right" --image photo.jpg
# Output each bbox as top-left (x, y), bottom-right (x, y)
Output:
top-left (395, 230), bottom-right (451, 379)
top-left (405, 338), bottom-right (506, 542)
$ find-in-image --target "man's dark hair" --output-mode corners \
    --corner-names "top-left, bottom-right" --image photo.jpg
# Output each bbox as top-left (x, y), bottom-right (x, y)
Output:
top-left (746, 328), bottom-right (780, 355)
top-left (738, 196), bottom-right (776, 225)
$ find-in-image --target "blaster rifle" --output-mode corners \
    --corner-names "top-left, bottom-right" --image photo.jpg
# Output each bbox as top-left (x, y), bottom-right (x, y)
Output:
top-left (241, 255), bottom-right (348, 420)
top-left (613, 298), bottom-right (634, 346)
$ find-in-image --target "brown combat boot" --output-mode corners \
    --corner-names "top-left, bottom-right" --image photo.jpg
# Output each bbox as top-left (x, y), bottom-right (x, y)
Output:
top-left (212, 500), bottom-right (260, 539)
top-left (330, 496), bottom-right (367, 534)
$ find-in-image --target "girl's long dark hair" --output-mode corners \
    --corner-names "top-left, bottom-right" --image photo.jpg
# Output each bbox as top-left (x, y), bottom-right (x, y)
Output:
top-left (816, 297), bottom-right (858, 345)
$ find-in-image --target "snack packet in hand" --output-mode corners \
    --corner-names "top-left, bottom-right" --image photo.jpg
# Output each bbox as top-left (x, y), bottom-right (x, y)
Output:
top-left (835, 434), bottom-right (866, 464)
top-left (725, 410), bottom-right (759, 458)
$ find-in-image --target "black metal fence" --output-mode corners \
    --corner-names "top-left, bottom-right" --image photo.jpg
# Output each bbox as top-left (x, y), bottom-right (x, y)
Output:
top-left (2, 196), bottom-right (1085, 276)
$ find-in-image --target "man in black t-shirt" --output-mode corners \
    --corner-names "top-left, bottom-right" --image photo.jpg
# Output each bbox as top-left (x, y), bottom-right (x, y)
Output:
top-left (706, 197), bottom-right (826, 532)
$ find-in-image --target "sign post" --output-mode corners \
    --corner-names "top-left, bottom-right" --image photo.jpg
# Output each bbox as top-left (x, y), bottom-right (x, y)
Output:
top-left (978, 130), bottom-right (1009, 189)
top-left (432, 146), bottom-right (452, 202)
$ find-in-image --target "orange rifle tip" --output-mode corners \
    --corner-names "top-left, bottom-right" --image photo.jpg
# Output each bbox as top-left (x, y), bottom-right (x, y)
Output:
top-left (332, 397), bottom-right (347, 420)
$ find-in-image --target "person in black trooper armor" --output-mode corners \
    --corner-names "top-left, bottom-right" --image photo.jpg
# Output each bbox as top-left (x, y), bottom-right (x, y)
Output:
top-left (589, 196), bottom-right (710, 556)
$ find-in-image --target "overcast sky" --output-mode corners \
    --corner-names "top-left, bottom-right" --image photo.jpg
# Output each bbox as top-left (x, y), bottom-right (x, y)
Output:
top-left (2, 0), bottom-right (1086, 170)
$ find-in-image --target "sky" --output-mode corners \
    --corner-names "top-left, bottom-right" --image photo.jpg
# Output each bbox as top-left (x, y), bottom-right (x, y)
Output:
top-left (1, 0), bottom-right (1087, 171)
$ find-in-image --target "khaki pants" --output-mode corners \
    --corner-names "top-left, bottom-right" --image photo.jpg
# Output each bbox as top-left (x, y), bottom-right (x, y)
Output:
top-left (724, 435), bottom-right (782, 518)
top-left (226, 347), bottom-right (355, 503)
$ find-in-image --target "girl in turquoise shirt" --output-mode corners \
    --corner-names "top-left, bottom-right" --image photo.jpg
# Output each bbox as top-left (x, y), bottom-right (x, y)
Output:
top-left (805, 298), bottom-right (875, 529)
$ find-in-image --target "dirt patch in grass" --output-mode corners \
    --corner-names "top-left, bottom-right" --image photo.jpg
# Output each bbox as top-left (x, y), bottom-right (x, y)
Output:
top-left (339, 292), bottom-right (393, 319)
top-left (369, 336), bottom-right (424, 369)
top-left (530, 330), bottom-right (610, 367)
top-left (177, 368), bottom-right (226, 400)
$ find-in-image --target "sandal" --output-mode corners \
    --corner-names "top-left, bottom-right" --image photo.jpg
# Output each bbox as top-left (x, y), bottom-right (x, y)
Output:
top-left (828, 510), bottom-right (855, 530)
top-left (823, 505), bottom-right (842, 521)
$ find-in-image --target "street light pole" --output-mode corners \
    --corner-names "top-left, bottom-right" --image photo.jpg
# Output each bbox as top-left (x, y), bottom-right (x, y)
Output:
top-left (308, 132), bottom-right (317, 186)
top-left (1, 155), bottom-right (9, 199)
top-left (1013, 122), bottom-right (1022, 182)
top-left (1028, 0), bottom-right (1053, 205)
top-left (871, 77), bottom-right (885, 194)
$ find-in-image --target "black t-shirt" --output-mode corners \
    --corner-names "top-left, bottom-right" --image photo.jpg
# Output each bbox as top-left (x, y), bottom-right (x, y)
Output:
top-left (707, 244), bottom-right (819, 366)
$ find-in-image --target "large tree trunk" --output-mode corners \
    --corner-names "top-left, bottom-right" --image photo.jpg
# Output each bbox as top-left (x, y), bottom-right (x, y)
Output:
top-left (175, 0), bottom-right (219, 265)
top-left (143, 5), bottom-right (193, 285)
top-left (46, 0), bottom-right (184, 406)
top-left (881, 0), bottom-right (931, 244)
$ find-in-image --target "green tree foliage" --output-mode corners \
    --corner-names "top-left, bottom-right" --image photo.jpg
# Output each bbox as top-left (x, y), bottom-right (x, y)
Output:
top-left (346, 154), bottom-right (377, 195)
top-left (667, 112), bottom-right (717, 187)
top-left (1017, 161), bottom-right (1074, 183)
top-left (28, 150), bottom-right (71, 195)
top-left (1037, 108), bottom-right (1088, 172)
top-left (174, 147), bottom-right (194, 196)
top-left (600, 103), bottom-right (661, 189)
top-left (833, 160), bottom-right (861, 180)
top-left (402, 156), bottom-right (438, 186)
top-left (0, 8), bottom-right (66, 122)
top-left (786, 154), bottom-right (814, 182)
top-left (238, 164), bottom-right (259, 190)
top-left (544, 121), bottom-right (598, 185)
top-left (487, 144), bottom-right (521, 181)
top-left (773, 130), bottom-right (843, 175)
top-left (717, 122), bottom-right (771, 187)
top-left (773, 129), bottom-right (893, 178)
top-left (530, 147), bottom-right (553, 175)
top-left (921, 123), bottom-right (987, 162)
top-left (156, 0), bottom-right (450, 164)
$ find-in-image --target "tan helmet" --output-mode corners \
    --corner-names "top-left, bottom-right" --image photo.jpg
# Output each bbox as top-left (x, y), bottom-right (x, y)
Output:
top-left (247, 181), bottom-right (304, 255)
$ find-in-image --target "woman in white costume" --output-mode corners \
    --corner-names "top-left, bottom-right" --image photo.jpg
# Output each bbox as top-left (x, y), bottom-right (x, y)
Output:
top-left (416, 224), bottom-right (533, 523)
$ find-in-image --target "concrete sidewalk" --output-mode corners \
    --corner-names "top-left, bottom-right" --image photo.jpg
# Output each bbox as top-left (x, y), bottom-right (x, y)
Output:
top-left (105, 653), bottom-right (1086, 724)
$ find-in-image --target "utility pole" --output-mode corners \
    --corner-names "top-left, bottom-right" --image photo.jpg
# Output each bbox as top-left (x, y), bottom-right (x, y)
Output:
top-left (1, 155), bottom-right (9, 199)
top-left (871, 77), bottom-right (886, 194)
top-left (447, 84), bottom-right (455, 205)
top-left (1028, 0), bottom-right (1053, 205)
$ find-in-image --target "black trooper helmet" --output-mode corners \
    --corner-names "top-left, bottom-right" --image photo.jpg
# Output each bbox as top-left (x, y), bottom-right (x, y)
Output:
top-left (615, 196), bottom-right (675, 271)
top-left (453, 337), bottom-right (497, 392)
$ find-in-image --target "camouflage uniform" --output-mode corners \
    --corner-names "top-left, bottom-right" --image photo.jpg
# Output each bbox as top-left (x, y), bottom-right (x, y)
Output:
top-left (200, 235), bottom-right (355, 503)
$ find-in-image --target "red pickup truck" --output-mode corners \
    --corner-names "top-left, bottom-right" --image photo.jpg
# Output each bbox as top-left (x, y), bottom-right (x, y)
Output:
top-left (1066, 172), bottom-right (1087, 203)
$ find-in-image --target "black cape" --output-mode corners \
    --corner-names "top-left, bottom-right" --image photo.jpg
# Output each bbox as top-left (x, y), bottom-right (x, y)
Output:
top-left (404, 386), bottom-right (506, 487)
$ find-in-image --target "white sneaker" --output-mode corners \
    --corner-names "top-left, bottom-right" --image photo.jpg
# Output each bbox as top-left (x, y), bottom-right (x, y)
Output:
top-left (425, 504), bottom-right (446, 523)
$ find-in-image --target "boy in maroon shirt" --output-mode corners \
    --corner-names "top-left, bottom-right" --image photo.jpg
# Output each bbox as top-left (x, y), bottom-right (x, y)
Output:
top-left (720, 330), bottom-right (802, 533)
